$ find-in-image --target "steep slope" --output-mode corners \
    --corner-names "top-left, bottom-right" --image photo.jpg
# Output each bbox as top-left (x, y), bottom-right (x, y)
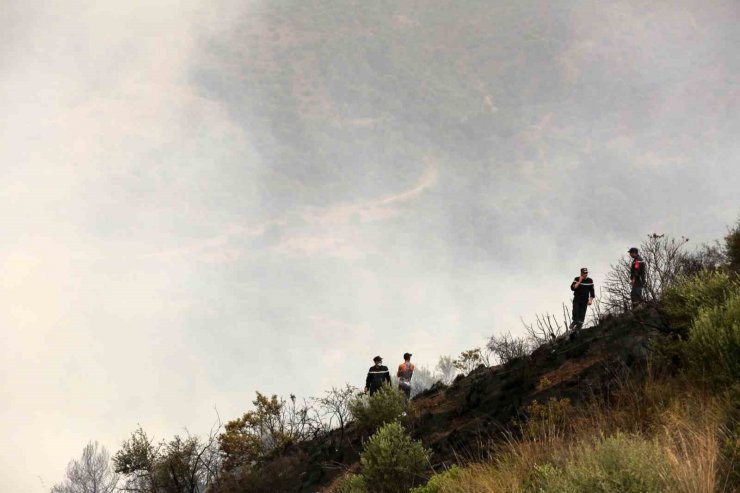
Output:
top-left (408, 312), bottom-right (653, 460)
top-left (216, 310), bottom-right (659, 493)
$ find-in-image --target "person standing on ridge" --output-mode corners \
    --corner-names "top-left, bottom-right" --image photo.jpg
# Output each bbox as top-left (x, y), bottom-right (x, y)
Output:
top-left (569, 267), bottom-right (595, 334)
top-left (629, 247), bottom-right (646, 307)
top-left (397, 353), bottom-right (415, 399)
top-left (365, 356), bottom-right (391, 396)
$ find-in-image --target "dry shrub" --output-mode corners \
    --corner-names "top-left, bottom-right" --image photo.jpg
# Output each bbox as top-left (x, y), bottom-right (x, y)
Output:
top-left (582, 369), bottom-right (678, 435)
top-left (453, 348), bottom-right (486, 375)
top-left (659, 400), bottom-right (723, 493)
top-left (334, 473), bottom-right (367, 493)
top-left (416, 434), bottom-right (678, 493)
top-left (414, 371), bottom-right (736, 493)
top-left (487, 332), bottom-right (531, 366)
top-left (529, 433), bottom-right (677, 493)
top-left (516, 398), bottom-right (574, 442)
top-left (582, 372), bottom-right (730, 491)
top-left (410, 460), bottom-right (529, 493)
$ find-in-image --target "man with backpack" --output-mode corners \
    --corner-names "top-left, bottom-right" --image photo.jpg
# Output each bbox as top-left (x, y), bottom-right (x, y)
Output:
top-left (569, 267), bottom-right (595, 335)
top-left (629, 247), bottom-right (646, 307)
top-left (365, 356), bottom-right (391, 396)
top-left (397, 353), bottom-right (415, 399)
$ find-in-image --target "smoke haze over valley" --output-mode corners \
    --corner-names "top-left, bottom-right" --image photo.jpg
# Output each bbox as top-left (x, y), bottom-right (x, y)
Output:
top-left (1, 0), bottom-right (738, 490)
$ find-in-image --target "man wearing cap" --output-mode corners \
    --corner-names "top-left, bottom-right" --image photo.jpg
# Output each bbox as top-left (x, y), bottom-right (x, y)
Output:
top-left (628, 247), bottom-right (646, 307)
top-left (569, 267), bottom-right (595, 334)
top-left (365, 356), bottom-right (391, 396)
top-left (397, 353), bottom-right (415, 399)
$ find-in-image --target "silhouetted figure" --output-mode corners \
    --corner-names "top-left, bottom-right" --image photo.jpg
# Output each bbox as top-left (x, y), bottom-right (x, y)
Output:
top-left (628, 247), bottom-right (646, 308)
top-left (365, 356), bottom-right (391, 396)
top-left (569, 267), bottom-right (595, 335)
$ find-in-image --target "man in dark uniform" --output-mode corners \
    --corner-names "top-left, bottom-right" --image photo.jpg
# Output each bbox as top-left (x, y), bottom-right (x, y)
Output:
top-left (569, 267), bottom-right (595, 334)
top-left (629, 247), bottom-right (646, 307)
top-left (365, 356), bottom-right (391, 396)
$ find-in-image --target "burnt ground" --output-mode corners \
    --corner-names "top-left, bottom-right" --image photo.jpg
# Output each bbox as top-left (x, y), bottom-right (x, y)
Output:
top-left (214, 309), bottom-right (661, 493)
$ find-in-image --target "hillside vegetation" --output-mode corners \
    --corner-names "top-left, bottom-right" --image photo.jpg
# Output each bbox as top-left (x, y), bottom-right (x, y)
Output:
top-left (52, 224), bottom-right (740, 493)
top-left (211, 225), bottom-right (740, 493)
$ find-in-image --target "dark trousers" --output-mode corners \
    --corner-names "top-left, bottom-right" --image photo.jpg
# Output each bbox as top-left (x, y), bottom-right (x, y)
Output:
top-left (631, 283), bottom-right (643, 307)
top-left (571, 299), bottom-right (588, 329)
top-left (399, 384), bottom-right (411, 399)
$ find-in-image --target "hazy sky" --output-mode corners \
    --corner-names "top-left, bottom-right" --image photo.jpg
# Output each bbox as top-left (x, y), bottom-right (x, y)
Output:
top-left (1, 0), bottom-right (738, 490)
